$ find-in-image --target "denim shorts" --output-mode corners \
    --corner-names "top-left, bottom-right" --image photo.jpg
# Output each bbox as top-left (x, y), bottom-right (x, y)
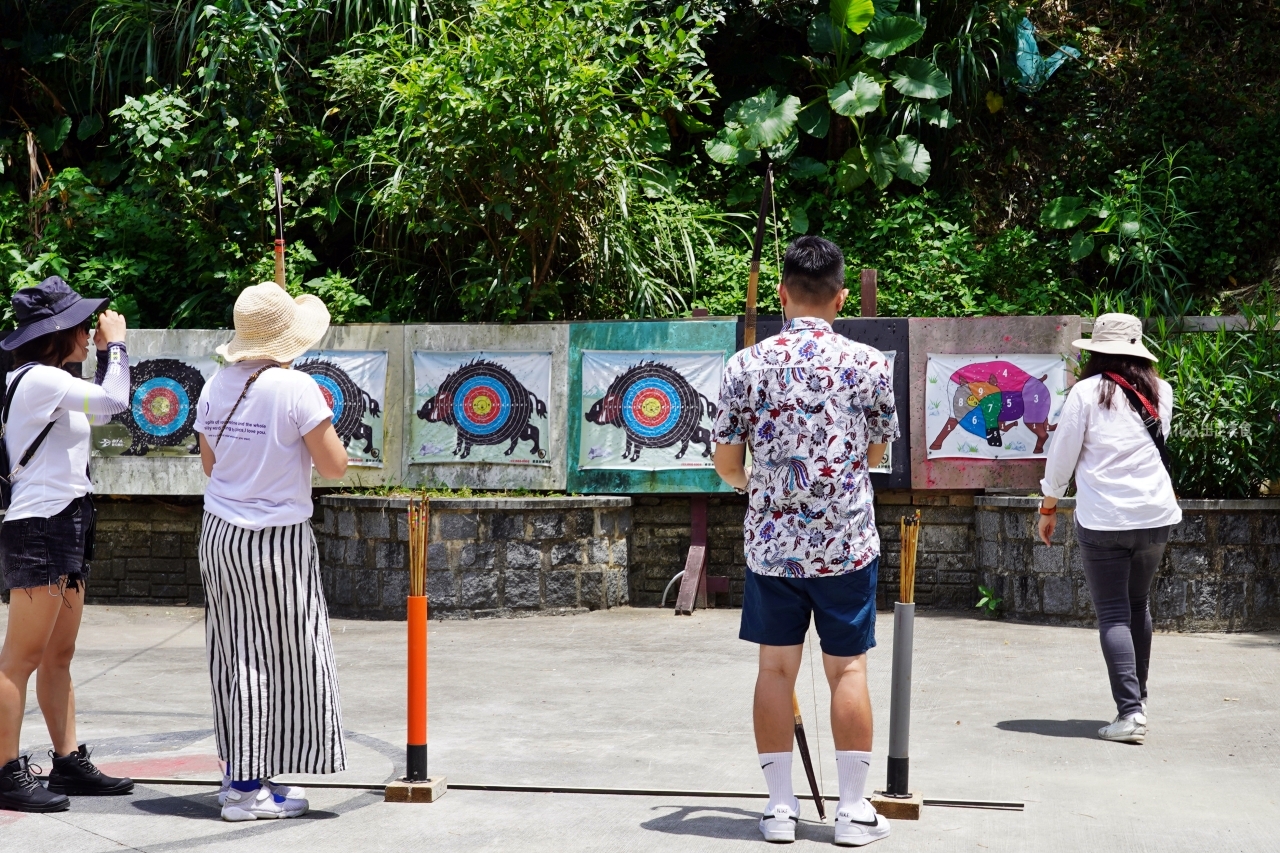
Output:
top-left (1, 496), bottom-right (95, 592)
top-left (739, 559), bottom-right (878, 657)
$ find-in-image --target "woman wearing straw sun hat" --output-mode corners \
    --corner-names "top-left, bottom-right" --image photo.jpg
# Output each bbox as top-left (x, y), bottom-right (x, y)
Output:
top-left (0, 276), bottom-right (135, 812)
top-left (1038, 312), bottom-right (1181, 746)
top-left (194, 282), bottom-right (349, 821)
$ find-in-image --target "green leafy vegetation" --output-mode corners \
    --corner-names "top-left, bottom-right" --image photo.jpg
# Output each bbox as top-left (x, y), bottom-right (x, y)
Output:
top-left (1, 0), bottom-right (1278, 329)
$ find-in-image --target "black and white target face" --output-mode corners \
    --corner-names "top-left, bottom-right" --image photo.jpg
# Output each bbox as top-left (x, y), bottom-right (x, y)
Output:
top-left (123, 359), bottom-right (205, 448)
top-left (296, 359), bottom-right (365, 439)
top-left (617, 363), bottom-right (700, 449)
top-left (448, 361), bottom-right (530, 448)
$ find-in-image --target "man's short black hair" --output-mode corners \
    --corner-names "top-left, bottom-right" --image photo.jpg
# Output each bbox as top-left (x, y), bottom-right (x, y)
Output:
top-left (782, 235), bottom-right (845, 302)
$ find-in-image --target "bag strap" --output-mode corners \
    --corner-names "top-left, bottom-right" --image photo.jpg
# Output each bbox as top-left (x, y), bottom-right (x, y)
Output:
top-left (213, 364), bottom-right (278, 448)
top-left (2, 364), bottom-right (59, 478)
top-left (1104, 371), bottom-right (1172, 476)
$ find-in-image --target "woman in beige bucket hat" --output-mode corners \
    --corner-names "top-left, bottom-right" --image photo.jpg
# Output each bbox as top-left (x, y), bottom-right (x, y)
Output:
top-left (1037, 313), bottom-right (1180, 746)
top-left (193, 282), bottom-right (350, 821)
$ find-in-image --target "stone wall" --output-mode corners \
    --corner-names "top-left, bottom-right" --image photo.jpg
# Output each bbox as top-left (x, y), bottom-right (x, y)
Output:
top-left (84, 498), bottom-right (205, 606)
top-left (975, 497), bottom-right (1280, 631)
top-left (628, 491), bottom-right (978, 610)
top-left (314, 495), bottom-right (632, 619)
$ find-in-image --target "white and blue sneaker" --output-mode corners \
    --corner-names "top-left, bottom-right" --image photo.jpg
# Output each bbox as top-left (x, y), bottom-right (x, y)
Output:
top-left (833, 799), bottom-right (890, 847)
top-left (759, 797), bottom-right (800, 843)
top-left (220, 783), bottom-right (309, 821)
top-left (218, 773), bottom-right (306, 806)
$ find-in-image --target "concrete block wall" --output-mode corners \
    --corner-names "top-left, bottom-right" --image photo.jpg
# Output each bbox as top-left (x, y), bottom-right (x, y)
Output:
top-left (975, 497), bottom-right (1280, 631)
top-left (314, 495), bottom-right (632, 619)
top-left (628, 492), bottom-right (979, 610)
top-left (89, 498), bottom-right (205, 605)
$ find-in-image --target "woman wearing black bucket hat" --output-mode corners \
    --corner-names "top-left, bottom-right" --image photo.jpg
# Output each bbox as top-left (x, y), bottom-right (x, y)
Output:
top-left (0, 276), bottom-right (135, 812)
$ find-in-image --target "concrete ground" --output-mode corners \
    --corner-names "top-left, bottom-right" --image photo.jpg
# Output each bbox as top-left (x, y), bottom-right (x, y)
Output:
top-left (0, 604), bottom-right (1277, 852)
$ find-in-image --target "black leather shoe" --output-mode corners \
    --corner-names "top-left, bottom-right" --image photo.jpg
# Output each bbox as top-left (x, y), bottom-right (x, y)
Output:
top-left (0, 756), bottom-right (70, 812)
top-left (47, 745), bottom-right (134, 796)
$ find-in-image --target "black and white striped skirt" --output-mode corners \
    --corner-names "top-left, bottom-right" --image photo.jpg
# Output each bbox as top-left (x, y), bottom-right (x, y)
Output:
top-left (199, 512), bottom-right (347, 780)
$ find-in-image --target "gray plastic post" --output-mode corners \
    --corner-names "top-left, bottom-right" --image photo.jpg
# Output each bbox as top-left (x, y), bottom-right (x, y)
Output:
top-left (886, 601), bottom-right (915, 794)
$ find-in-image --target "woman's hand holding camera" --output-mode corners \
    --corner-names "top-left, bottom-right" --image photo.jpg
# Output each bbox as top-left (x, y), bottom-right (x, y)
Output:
top-left (94, 310), bottom-right (127, 348)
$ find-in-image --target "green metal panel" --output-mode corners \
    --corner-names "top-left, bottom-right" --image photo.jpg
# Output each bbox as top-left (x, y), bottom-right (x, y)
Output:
top-left (567, 320), bottom-right (737, 494)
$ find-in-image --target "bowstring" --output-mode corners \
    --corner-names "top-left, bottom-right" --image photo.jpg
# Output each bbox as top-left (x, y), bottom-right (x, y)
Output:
top-left (807, 622), bottom-right (825, 814)
top-left (770, 179), bottom-right (782, 292)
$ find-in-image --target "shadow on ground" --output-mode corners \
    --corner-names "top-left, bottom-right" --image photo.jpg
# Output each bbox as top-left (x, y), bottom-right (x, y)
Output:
top-left (995, 719), bottom-right (1109, 739)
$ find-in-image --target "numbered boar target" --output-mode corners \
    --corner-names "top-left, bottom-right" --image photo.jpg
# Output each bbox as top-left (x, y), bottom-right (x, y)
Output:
top-left (924, 354), bottom-right (1067, 460)
top-left (296, 351), bottom-right (388, 467)
top-left (111, 358), bottom-right (206, 455)
top-left (412, 351), bottom-right (552, 466)
top-left (579, 351), bottom-right (723, 471)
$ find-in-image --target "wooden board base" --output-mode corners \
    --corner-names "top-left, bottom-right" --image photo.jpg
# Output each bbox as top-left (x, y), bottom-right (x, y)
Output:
top-left (384, 777), bottom-right (447, 803)
top-left (871, 791), bottom-right (922, 820)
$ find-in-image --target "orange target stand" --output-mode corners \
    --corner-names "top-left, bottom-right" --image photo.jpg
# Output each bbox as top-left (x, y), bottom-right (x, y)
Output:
top-left (385, 499), bottom-right (447, 803)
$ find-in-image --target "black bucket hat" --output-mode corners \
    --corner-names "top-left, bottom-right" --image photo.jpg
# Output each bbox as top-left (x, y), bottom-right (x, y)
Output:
top-left (2, 276), bottom-right (109, 351)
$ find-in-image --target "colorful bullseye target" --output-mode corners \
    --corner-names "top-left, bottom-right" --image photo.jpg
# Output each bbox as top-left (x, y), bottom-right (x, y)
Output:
top-left (132, 378), bottom-right (188, 436)
top-left (117, 359), bottom-right (205, 451)
top-left (622, 378), bottom-right (680, 440)
top-left (454, 375), bottom-right (512, 436)
top-left (295, 359), bottom-right (381, 460)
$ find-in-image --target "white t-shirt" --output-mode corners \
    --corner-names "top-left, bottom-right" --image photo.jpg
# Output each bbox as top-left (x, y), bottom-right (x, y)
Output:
top-left (1040, 374), bottom-right (1182, 531)
top-left (194, 360), bottom-right (332, 530)
top-left (4, 354), bottom-right (130, 521)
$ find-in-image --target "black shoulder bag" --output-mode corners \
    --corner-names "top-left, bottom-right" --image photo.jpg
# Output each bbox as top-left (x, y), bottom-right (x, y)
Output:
top-left (0, 365), bottom-right (58, 510)
top-left (1104, 371), bottom-right (1173, 478)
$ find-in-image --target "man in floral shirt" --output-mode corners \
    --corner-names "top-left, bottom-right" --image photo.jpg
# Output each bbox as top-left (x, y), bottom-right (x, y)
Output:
top-left (714, 235), bottom-right (898, 847)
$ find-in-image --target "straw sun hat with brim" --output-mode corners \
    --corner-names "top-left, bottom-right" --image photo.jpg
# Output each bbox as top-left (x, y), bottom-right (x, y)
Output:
top-left (1072, 312), bottom-right (1158, 362)
top-left (216, 282), bottom-right (330, 364)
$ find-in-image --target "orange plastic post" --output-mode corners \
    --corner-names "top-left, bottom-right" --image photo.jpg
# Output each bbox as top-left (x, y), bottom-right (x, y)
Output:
top-left (406, 595), bottom-right (428, 780)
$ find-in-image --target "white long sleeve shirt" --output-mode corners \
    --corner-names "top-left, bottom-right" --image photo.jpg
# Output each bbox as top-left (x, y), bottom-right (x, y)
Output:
top-left (4, 345), bottom-right (130, 520)
top-left (1040, 374), bottom-right (1182, 531)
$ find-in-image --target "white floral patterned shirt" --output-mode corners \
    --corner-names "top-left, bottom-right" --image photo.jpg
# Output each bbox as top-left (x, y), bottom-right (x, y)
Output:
top-left (714, 317), bottom-right (899, 578)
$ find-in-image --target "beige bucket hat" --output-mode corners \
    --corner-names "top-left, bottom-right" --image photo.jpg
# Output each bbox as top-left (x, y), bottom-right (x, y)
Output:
top-left (1073, 312), bottom-right (1158, 362)
top-left (216, 282), bottom-right (330, 364)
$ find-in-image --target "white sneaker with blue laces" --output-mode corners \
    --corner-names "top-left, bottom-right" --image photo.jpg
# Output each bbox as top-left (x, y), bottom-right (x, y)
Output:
top-left (759, 797), bottom-right (800, 843)
top-left (833, 799), bottom-right (890, 847)
top-left (220, 784), bottom-right (309, 821)
top-left (218, 773), bottom-right (306, 806)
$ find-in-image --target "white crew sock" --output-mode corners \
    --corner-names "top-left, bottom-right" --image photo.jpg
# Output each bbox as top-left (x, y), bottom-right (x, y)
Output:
top-left (759, 752), bottom-right (795, 811)
top-left (835, 750), bottom-right (873, 814)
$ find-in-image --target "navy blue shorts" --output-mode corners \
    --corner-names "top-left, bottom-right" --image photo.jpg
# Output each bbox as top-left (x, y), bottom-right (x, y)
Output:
top-left (739, 560), bottom-right (878, 657)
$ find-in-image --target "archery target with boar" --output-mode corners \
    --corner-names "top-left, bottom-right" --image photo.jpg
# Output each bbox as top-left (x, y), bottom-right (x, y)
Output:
top-left (296, 350), bottom-right (388, 467)
top-left (93, 355), bottom-right (220, 458)
top-left (412, 351), bottom-right (552, 465)
top-left (925, 353), bottom-right (1068, 459)
top-left (579, 350), bottom-right (723, 471)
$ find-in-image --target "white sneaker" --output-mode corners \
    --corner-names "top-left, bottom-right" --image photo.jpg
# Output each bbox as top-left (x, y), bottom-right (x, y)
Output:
top-left (759, 798), bottom-right (800, 843)
top-left (833, 799), bottom-right (891, 847)
top-left (220, 784), bottom-right (309, 821)
top-left (218, 774), bottom-right (307, 806)
top-left (1098, 713), bottom-right (1147, 744)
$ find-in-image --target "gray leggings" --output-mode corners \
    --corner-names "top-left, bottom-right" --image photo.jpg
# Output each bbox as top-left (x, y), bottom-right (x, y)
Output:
top-left (1076, 523), bottom-right (1171, 719)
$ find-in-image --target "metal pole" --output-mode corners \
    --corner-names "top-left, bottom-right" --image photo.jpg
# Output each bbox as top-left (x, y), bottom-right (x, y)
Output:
top-left (885, 601), bottom-right (914, 796)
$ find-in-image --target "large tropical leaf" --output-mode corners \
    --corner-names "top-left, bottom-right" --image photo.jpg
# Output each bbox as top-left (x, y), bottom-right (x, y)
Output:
top-left (864, 135), bottom-right (898, 189)
top-left (890, 57), bottom-right (953, 99)
top-left (1068, 231), bottom-right (1095, 262)
top-left (767, 129), bottom-right (800, 163)
top-left (705, 127), bottom-right (758, 165)
top-left (894, 134), bottom-right (931, 185)
top-left (919, 103), bottom-right (958, 129)
top-left (724, 88), bottom-right (801, 149)
top-left (836, 146), bottom-right (870, 192)
top-left (798, 100), bottom-right (831, 138)
top-left (790, 156), bottom-right (829, 179)
top-left (830, 0), bottom-right (876, 34)
top-left (861, 16), bottom-right (924, 58)
top-left (1040, 196), bottom-right (1089, 229)
top-left (828, 73), bottom-right (882, 118)
top-left (808, 13), bottom-right (854, 54)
